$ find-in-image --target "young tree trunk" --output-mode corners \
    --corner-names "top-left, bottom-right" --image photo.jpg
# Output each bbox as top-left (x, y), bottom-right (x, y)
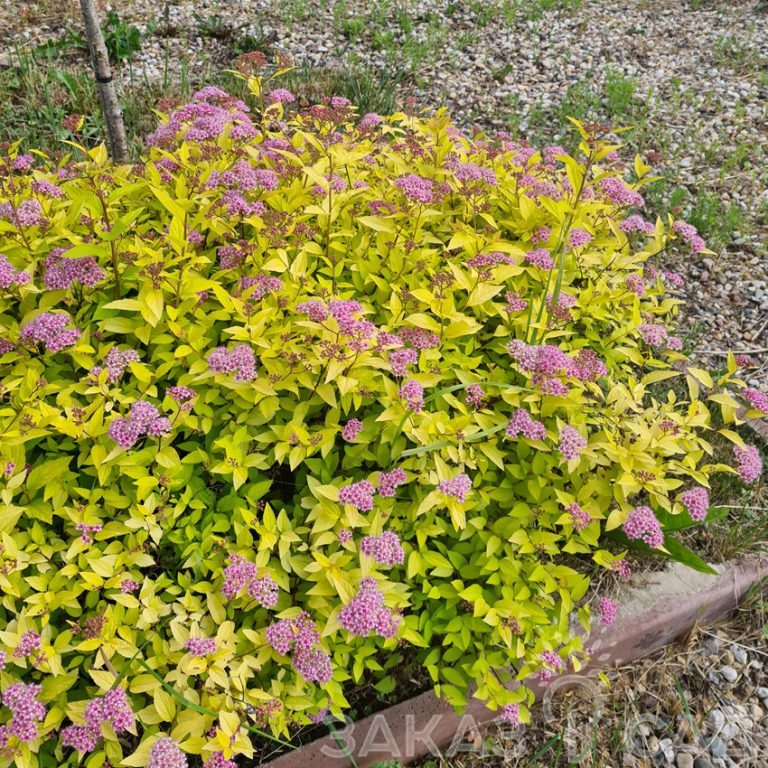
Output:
top-left (79, 0), bottom-right (130, 163)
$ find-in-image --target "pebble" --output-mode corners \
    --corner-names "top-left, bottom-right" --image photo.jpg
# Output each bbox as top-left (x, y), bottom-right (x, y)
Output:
top-left (677, 755), bottom-right (694, 768)
top-left (708, 736), bottom-right (728, 758)
top-left (694, 759), bottom-right (714, 768)
top-left (659, 737), bottom-right (675, 762)
top-left (719, 666), bottom-right (738, 683)
top-left (708, 709), bottom-right (725, 730)
top-left (756, 687), bottom-right (768, 699)
top-left (730, 646), bottom-right (747, 665)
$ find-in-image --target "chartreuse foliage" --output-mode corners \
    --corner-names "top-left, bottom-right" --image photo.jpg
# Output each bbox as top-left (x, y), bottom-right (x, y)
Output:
top-left (0, 63), bottom-right (762, 767)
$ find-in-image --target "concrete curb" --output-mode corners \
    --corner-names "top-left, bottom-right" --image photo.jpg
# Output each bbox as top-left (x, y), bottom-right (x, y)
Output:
top-left (265, 555), bottom-right (767, 768)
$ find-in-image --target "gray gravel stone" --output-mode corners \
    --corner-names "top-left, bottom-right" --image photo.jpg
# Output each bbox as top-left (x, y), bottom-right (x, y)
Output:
top-left (719, 666), bottom-right (738, 683)
top-left (709, 736), bottom-right (728, 758)
top-left (730, 645), bottom-right (747, 665)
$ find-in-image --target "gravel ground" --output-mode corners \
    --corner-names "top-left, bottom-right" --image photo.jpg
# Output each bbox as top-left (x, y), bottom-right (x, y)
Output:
top-left (465, 591), bottom-right (768, 768)
top-left (2, 0), bottom-right (767, 379)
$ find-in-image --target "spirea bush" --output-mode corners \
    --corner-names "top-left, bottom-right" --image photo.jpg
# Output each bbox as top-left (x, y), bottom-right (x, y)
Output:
top-left (0, 59), bottom-right (765, 767)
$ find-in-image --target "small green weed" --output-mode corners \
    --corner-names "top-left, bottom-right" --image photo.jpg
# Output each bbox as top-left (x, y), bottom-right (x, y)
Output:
top-left (103, 9), bottom-right (144, 65)
top-left (604, 69), bottom-right (638, 119)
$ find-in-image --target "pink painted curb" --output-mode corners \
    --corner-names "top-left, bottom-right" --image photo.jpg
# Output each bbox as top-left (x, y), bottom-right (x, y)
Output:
top-left (265, 555), bottom-right (767, 768)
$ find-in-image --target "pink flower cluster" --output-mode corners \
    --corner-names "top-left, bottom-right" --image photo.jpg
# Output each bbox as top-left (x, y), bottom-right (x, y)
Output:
top-left (148, 736), bottom-right (188, 768)
top-left (611, 559), bottom-right (632, 579)
top-left (267, 88), bottom-right (295, 104)
top-left (568, 228), bottom-right (592, 248)
top-left (266, 612), bottom-right (332, 684)
top-left (222, 188), bottom-right (264, 217)
top-left (673, 220), bottom-right (706, 253)
top-left (221, 555), bottom-right (278, 607)
top-left (0, 255), bottom-right (30, 289)
top-left (75, 522), bottom-right (102, 544)
top-left (12, 154), bottom-right (34, 170)
top-left (623, 506), bottom-right (663, 548)
top-left (599, 177), bottom-right (644, 207)
top-left (338, 528), bottom-right (353, 544)
top-left (91, 347), bottom-right (139, 383)
top-left (531, 226), bottom-right (552, 244)
top-left (1, 683), bottom-right (46, 743)
top-left (29, 179), bottom-right (64, 197)
top-left (681, 487), bottom-right (709, 522)
top-left (464, 384), bottom-right (485, 409)
top-left (167, 386), bottom-right (196, 407)
top-left (598, 597), bottom-right (618, 626)
top-left (566, 502), bottom-right (591, 531)
top-left (249, 700), bottom-right (282, 729)
top-left (219, 244), bottom-right (248, 268)
top-left (309, 705), bottom-right (330, 724)
top-left (466, 251), bottom-right (512, 278)
top-left (328, 300), bottom-right (364, 333)
top-left (395, 174), bottom-right (434, 204)
top-left (389, 348), bottom-right (418, 376)
top-left (546, 291), bottom-right (576, 321)
top-left (525, 248), bottom-right (554, 270)
top-left (377, 468), bottom-right (407, 497)
top-left (203, 752), bottom-right (237, 768)
top-left (296, 300), bottom-right (328, 322)
top-left (638, 324), bottom-right (668, 347)
top-left (342, 418), bottom-right (363, 441)
top-left (744, 389), bottom-right (768, 413)
top-left (453, 161), bottom-right (497, 186)
top-left (505, 290), bottom-right (527, 313)
top-left (437, 473), bottom-right (472, 502)
top-left (20, 311), bottom-right (80, 352)
top-left (147, 86), bottom-right (255, 147)
top-left (43, 252), bottom-right (105, 290)
top-left (499, 703), bottom-right (520, 726)
top-left (619, 214), bottom-right (655, 234)
top-left (399, 379), bottom-right (424, 412)
top-left (507, 340), bottom-right (606, 395)
top-left (338, 480), bottom-right (375, 511)
top-left (625, 274), bottom-right (645, 296)
top-left (203, 752), bottom-right (238, 768)
top-left (13, 630), bottom-right (41, 658)
top-left (663, 271), bottom-right (685, 289)
top-left (240, 274), bottom-right (282, 301)
top-left (559, 426), bottom-right (587, 461)
top-left (339, 578), bottom-right (400, 639)
top-left (360, 112), bottom-right (384, 128)
top-left (207, 344), bottom-right (257, 381)
top-left (108, 401), bottom-right (170, 449)
top-left (185, 637), bottom-right (217, 657)
top-left (538, 651), bottom-right (563, 684)
top-left (121, 578), bottom-right (140, 594)
top-left (61, 688), bottom-right (134, 753)
top-left (734, 445), bottom-right (762, 484)
top-left (505, 408), bottom-right (546, 440)
top-left (0, 199), bottom-right (45, 228)
top-left (361, 531), bottom-right (404, 567)
top-left (399, 327), bottom-right (440, 349)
